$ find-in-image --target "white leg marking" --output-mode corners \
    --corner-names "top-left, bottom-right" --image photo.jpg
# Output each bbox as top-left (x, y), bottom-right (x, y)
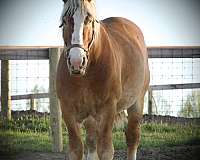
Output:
top-left (87, 151), bottom-right (98, 160)
top-left (129, 149), bottom-right (137, 160)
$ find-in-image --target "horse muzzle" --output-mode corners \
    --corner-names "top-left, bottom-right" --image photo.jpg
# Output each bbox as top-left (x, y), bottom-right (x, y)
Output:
top-left (66, 53), bottom-right (88, 76)
top-left (68, 60), bottom-right (87, 76)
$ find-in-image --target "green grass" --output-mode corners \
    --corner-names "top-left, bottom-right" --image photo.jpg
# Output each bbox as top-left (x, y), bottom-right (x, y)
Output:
top-left (141, 123), bottom-right (200, 148)
top-left (0, 116), bottom-right (200, 152)
top-left (0, 130), bottom-right (52, 153)
top-left (113, 123), bottom-right (200, 149)
top-left (0, 115), bottom-right (51, 132)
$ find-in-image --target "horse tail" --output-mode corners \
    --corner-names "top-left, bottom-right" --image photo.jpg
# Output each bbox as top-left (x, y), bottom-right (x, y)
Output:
top-left (114, 110), bottom-right (128, 129)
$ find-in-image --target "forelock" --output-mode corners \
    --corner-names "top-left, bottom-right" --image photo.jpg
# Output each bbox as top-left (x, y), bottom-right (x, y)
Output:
top-left (84, 0), bottom-right (96, 18)
top-left (61, 0), bottom-right (96, 19)
top-left (61, 0), bottom-right (83, 18)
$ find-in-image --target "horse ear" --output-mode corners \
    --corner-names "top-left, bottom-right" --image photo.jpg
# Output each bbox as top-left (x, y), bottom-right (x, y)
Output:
top-left (62, 0), bottom-right (68, 3)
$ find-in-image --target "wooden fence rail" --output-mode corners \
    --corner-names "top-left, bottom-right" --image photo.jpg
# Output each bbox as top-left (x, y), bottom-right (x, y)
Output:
top-left (1, 47), bottom-right (200, 60)
top-left (0, 48), bottom-right (49, 60)
top-left (1, 83), bottom-right (199, 114)
top-left (148, 47), bottom-right (200, 58)
top-left (151, 83), bottom-right (200, 90)
top-left (0, 93), bottom-right (49, 111)
top-left (1, 83), bottom-right (199, 100)
top-left (10, 93), bottom-right (49, 100)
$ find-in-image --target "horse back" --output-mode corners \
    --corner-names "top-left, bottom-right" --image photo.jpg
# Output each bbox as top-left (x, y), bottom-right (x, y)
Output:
top-left (101, 17), bottom-right (147, 57)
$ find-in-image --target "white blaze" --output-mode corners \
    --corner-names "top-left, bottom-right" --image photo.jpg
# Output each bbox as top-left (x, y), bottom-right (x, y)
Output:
top-left (68, 7), bottom-right (87, 68)
top-left (72, 7), bottom-right (86, 45)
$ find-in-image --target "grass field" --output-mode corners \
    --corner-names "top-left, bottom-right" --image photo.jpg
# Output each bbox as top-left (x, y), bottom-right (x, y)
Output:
top-left (0, 114), bottom-right (200, 153)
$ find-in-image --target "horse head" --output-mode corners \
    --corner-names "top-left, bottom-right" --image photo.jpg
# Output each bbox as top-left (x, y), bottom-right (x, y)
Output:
top-left (60, 0), bottom-right (99, 76)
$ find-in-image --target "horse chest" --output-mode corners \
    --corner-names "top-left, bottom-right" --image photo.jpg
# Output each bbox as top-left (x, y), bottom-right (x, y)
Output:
top-left (67, 87), bottom-right (101, 121)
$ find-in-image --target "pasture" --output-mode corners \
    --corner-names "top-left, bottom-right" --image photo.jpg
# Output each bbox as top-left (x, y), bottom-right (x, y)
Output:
top-left (0, 111), bottom-right (200, 160)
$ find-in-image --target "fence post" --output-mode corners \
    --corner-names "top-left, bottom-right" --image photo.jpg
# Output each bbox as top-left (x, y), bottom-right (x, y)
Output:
top-left (1, 60), bottom-right (11, 120)
top-left (148, 87), bottom-right (153, 115)
top-left (49, 48), bottom-right (63, 152)
top-left (30, 95), bottom-right (36, 111)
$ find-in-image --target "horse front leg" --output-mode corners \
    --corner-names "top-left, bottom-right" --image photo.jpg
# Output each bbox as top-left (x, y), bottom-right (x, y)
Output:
top-left (84, 116), bottom-right (98, 160)
top-left (97, 102), bottom-right (116, 160)
top-left (125, 99), bottom-right (144, 160)
top-left (62, 111), bottom-right (84, 160)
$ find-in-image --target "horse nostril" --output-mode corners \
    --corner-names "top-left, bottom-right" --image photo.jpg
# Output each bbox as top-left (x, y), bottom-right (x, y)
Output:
top-left (82, 57), bottom-right (86, 66)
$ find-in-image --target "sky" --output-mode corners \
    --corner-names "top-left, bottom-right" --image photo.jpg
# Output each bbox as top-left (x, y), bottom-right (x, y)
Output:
top-left (0, 0), bottom-right (200, 46)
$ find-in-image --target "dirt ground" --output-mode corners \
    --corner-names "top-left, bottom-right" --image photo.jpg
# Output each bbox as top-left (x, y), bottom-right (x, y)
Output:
top-left (1, 145), bottom-right (200, 160)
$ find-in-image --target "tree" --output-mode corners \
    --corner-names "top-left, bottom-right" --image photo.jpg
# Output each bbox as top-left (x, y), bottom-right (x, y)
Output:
top-left (152, 92), bottom-right (171, 115)
top-left (26, 85), bottom-right (49, 112)
top-left (178, 91), bottom-right (200, 118)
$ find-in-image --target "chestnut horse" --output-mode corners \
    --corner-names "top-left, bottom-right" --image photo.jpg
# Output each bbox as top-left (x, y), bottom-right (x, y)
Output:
top-left (56, 0), bottom-right (150, 160)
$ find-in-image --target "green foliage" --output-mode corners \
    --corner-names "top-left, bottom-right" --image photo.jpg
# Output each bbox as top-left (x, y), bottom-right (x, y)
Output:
top-left (113, 131), bottom-right (126, 149)
top-left (179, 91), bottom-right (200, 118)
top-left (151, 91), bottom-right (171, 115)
top-left (0, 115), bottom-right (50, 132)
top-left (141, 123), bottom-right (200, 148)
top-left (29, 84), bottom-right (49, 112)
top-left (0, 131), bottom-right (52, 153)
top-left (31, 84), bottom-right (46, 94)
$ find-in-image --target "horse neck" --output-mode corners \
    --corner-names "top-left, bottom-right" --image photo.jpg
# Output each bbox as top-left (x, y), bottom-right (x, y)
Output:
top-left (90, 23), bottom-right (111, 63)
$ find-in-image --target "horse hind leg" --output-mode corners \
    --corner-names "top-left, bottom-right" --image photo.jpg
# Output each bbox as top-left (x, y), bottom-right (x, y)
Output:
top-left (84, 116), bottom-right (99, 160)
top-left (125, 98), bottom-right (144, 160)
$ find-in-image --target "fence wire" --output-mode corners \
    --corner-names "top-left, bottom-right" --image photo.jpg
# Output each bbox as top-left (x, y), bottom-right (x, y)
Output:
top-left (1, 60), bottom-right (50, 112)
top-left (145, 50), bottom-right (200, 117)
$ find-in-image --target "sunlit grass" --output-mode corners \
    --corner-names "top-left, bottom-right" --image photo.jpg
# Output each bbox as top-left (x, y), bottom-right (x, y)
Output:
top-left (141, 123), bottom-right (200, 148)
top-left (113, 123), bottom-right (200, 149)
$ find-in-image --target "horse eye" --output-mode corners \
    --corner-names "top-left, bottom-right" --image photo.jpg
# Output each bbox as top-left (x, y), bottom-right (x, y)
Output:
top-left (63, 19), bottom-right (67, 25)
top-left (59, 17), bottom-right (67, 28)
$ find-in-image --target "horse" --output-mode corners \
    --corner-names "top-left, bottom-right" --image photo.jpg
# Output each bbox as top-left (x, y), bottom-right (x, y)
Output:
top-left (56, 0), bottom-right (150, 160)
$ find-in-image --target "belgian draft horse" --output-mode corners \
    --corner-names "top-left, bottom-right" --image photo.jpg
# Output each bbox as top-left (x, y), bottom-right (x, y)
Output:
top-left (56, 0), bottom-right (150, 159)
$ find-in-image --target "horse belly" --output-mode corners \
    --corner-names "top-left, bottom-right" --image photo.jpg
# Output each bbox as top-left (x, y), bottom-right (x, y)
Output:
top-left (74, 97), bottom-right (99, 123)
top-left (117, 71), bottom-right (146, 112)
top-left (117, 89), bottom-right (138, 112)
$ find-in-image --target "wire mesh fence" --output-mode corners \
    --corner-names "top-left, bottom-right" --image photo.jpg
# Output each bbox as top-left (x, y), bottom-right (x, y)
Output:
top-left (11, 60), bottom-right (49, 112)
top-left (144, 88), bottom-right (200, 117)
top-left (0, 47), bottom-right (200, 118)
top-left (149, 58), bottom-right (200, 85)
top-left (143, 56), bottom-right (200, 117)
top-left (0, 59), bottom-right (49, 112)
